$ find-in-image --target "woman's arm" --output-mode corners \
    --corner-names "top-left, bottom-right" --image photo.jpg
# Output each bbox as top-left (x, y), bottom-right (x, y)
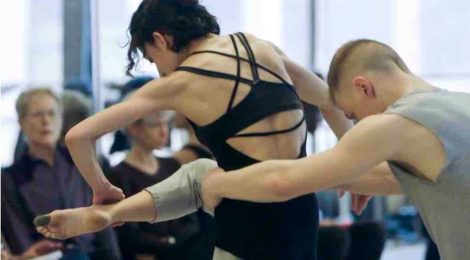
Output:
top-left (65, 75), bottom-right (187, 203)
top-left (281, 55), bottom-right (353, 138)
top-left (34, 159), bottom-right (217, 240)
top-left (268, 42), bottom-right (353, 138)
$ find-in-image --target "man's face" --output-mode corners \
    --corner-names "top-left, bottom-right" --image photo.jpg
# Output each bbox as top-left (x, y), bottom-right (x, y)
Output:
top-left (20, 94), bottom-right (62, 147)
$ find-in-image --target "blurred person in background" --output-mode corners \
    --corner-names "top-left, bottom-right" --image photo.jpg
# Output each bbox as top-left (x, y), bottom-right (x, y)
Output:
top-left (108, 77), bottom-right (215, 259)
top-left (1, 88), bottom-right (121, 260)
top-left (60, 90), bottom-right (93, 145)
top-left (108, 88), bottom-right (201, 260)
top-left (61, 86), bottom-right (111, 173)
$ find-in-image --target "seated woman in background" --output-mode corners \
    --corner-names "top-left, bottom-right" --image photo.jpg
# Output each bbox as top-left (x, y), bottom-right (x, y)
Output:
top-left (108, 100), bottom-right (201, 260)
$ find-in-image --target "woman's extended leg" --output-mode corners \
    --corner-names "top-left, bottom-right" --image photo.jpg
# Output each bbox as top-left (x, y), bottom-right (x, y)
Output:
top-left (35, 159), bottom-right (218, 239)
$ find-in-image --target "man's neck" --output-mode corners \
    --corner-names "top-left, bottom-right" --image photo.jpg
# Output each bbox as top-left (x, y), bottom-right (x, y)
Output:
top-left (383, 74), bottom-right (435, 106)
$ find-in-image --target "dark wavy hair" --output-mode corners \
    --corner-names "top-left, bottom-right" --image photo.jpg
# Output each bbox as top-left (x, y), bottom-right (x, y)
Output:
top-left (126, 0), bottom-right (220, 76)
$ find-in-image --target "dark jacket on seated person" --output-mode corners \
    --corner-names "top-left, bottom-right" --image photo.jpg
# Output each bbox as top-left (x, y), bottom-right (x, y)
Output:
top-left (108, 157), bottom-right (201, 260)
top-left (1, 147), bottom-right (121, 259)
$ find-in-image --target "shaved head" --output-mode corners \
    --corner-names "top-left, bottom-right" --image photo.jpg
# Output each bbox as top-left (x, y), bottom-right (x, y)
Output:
top-left (327, 39), bottom-right (411, 101)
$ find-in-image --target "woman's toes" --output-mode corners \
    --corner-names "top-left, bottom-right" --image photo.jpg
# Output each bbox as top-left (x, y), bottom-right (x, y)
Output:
top-left (34, 214), bottom-right (51, 227)
top-left (36, 227), bottom-right (43, 233)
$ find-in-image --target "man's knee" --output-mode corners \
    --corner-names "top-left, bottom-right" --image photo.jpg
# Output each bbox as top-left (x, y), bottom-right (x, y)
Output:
top-left (187, 159), bottom-right (218, 183)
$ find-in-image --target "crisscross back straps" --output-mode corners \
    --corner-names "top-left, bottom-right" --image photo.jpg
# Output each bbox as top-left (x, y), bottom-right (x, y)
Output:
top-left (175, 66), bottom-right (253, 85)
top-left (235, 33), bottom-right (260, 84)
top-left (231, 114), bottom-right (305, 138)
top-left (226, 34), bottom-right (241, 112)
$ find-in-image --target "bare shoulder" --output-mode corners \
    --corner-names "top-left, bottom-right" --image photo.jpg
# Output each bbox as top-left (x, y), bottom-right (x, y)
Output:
top-left (339, 114), bottom-right (412, 149)
top-left (136, 72), bottom-right (189, 95)
top-left (241, 33), bottom-right (290, 80)
top-left (243, 33), bottom-right (283, 55)
top-left (234, 33), bottom-right (281, 62)
top-left (351, 113), bottom-right (422, 135)
top-left (340, 113), bottom-right (435, 157)
top-left (352, 114), bottom-right (410, 131)
top-left (357, 113), bottom-right (440, 141)
top-left (242, 33), bottom-right (271, 45)
top-left (130, 71), bottom-right (193, 110)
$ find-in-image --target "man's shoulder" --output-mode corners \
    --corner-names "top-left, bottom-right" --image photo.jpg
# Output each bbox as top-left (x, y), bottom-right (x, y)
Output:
top-left (369, 112), bottom-right (440, 138)
top-left (1, 157), bottom-right (35, 185)
top-left (2, 165), bottom-right (15, 175)
top-left (354, 114), bottom-right (412, 134)
top-left (354, 113), bottom-right (440, 156)
top-left (1, 164), bottom-right (23, 195)
top-left (341, 114), bottom-right (417, 154)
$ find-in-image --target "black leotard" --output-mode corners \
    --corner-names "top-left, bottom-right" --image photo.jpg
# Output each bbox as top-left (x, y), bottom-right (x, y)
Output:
top-left (176, 33), bottom-right (318, 260)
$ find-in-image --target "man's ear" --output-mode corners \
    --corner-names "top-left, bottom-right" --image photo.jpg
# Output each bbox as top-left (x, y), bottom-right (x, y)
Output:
top-left (18, 117), bottom-right (26, 130)
top-left (352, 76), bottom-right (376, 98)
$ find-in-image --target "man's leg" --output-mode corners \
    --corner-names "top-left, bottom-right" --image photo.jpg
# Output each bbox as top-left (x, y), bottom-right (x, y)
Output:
top-left (145, 158), bottom-right (217, 222)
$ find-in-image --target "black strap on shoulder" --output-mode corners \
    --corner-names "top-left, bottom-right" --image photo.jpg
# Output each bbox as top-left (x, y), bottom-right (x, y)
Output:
top-left (226, 34), bottom-right (241, 112)
top-left (235, 33), bottom-right (260, 84)
top-left (176, 66), bottom-right (253, 86)
top-left (183, 50), bottom-right (290, 85)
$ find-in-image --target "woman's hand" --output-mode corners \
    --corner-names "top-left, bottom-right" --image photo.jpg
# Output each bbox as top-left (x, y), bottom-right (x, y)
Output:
top-left (93, 183), bottom-right (125, 205)
top-left (338, 190), bottom-right (372, 215)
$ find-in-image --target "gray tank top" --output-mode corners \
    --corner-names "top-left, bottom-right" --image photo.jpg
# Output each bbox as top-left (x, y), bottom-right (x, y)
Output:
top-left (385, 88), bottom-right (470, 260)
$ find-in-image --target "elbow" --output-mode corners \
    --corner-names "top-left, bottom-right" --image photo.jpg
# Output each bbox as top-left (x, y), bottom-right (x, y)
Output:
top-left (64, 129), bottom-right (78, 148)
top-left (64, 126), bottom-right (90, 148)
top-left (265, 168), bottom-right (298, 202)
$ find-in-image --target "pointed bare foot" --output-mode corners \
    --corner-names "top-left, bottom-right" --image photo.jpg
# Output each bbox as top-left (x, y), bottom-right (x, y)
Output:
top-left (34, 206), bottom-right (113, 240)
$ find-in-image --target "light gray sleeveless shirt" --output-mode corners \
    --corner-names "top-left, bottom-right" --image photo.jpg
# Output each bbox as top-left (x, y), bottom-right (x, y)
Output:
top-left (385, 88), bottom-right (470, 260)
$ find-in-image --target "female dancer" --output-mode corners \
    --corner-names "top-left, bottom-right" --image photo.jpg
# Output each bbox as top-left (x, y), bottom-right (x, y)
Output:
top-left (36, 0), bottom-right (350, 259)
